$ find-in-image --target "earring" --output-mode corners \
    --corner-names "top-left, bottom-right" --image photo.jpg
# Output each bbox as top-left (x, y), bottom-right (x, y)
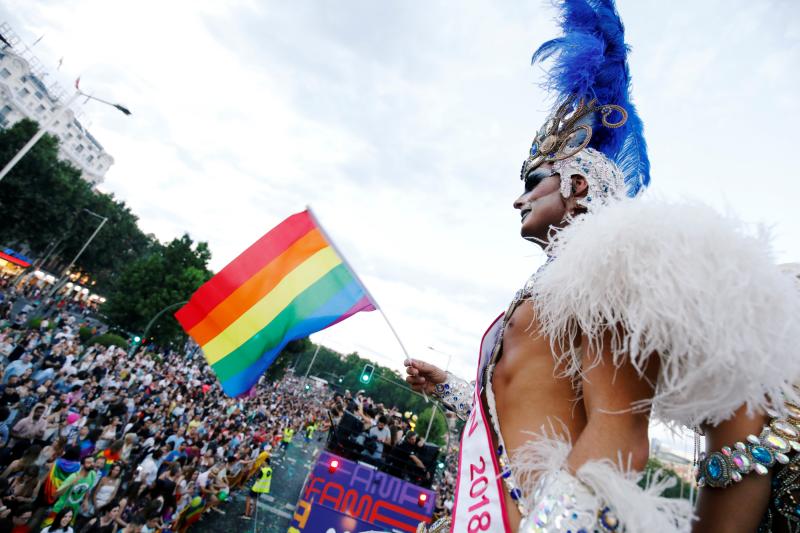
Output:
top-left (559, 176), bottom-right (572, 198)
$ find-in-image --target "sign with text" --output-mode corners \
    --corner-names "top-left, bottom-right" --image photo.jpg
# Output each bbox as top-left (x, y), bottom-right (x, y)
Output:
top-left (289, 451), bottom-right (435, 533)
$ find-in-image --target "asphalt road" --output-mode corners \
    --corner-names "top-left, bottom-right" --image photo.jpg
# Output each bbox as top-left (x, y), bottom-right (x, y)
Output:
top-left (193, 436), bottom-right (324, 533)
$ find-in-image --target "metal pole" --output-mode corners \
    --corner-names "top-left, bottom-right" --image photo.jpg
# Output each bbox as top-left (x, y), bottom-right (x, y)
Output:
top-left (46, 215), bottom-right (107, 302)
top-left (424, 404), bottom-right (438, 442)
top-left (253, 492), bottom-right (259, 533)
top-left (126, 300), bottom-right (189, 357)
top-left (143, 299), bottom-right (189, 338)
top-left (424, 347), bottom-right (452, 441)
top-left (304, 345), bottom-right (321, 379)
top-left (305, 206), bottom-right (427, 402)
top-left (0, 91), bottom-right (82, 182)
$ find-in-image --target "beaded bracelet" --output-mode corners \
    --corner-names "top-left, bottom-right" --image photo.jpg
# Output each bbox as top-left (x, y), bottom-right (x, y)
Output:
top-left (432, 372), bottom-right (473, 421)
top-left (696, 407), bottom-right (800, 488)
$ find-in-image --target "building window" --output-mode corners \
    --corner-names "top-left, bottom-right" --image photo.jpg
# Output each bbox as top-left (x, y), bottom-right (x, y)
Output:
top-left (34, 91), bottom-right (44, 100)
top-left (0, 68), bottom-right (11, 79)
top-left (36, 104), bottom-right (45, 113)
top-left (18, 87), bottom-right (30, 98)
top-left (0, 104), bottom-right (12, 127)
top-left (75, 144), bottom-right (84, 153)
top-left (86, 155), bottom-right (94, 163)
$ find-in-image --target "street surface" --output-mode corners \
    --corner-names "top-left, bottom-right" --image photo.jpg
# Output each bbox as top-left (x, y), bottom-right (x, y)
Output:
top-left (194, 436), bottom-right (324, 533)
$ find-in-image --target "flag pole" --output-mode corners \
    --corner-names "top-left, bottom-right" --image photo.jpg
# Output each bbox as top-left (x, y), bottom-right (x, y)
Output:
top-left (305, 206), bottom-right (428, 402)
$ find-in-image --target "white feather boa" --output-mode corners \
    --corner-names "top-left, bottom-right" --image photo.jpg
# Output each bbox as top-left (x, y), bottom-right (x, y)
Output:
top-left (512, 428), bottom-right (693, 532)
top-left (532, 197), bottom-right (800, 427)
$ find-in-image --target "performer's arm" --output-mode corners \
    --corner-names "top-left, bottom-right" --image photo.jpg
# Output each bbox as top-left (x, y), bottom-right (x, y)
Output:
top-left (404, 359), bottom-right (473, 421)
top-left (692, 406), bottom-right (771, 533)
top-left (566, 330), bottom-right (656, 474)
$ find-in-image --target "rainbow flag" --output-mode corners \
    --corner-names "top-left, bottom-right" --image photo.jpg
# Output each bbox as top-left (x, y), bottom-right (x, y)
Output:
top-left (176, 209), bottom-right (376, 396)
top-left (42, 457), bottom-right (80, 505)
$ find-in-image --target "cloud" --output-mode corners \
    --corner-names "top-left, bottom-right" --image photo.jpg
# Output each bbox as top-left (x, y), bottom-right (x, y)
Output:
top-left (3, 0), bottom-right (799, 391)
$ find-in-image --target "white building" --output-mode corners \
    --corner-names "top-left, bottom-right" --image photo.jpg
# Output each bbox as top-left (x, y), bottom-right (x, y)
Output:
top-left (0, 25), bottom-right (113, 186)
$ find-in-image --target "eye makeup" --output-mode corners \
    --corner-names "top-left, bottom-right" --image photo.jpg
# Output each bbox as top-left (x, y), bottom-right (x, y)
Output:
top-left (524, 168), bottom-right (552, 192)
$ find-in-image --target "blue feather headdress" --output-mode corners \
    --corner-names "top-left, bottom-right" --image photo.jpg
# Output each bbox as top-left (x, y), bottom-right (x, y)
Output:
top-left (522, 0), bottom-right (649, 196)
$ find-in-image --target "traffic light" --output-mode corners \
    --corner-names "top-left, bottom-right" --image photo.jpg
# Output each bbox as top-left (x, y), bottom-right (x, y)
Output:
top-left (359, 364), bottom-right (374, 384)
top-left (130, 334), bottom-right (142, 349)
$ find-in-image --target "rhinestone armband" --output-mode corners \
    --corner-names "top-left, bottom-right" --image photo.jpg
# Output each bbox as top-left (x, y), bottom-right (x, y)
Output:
top-left (696, 406), bottom-right (800, 488)
top-left (432, 372), bottom-right (473, 421)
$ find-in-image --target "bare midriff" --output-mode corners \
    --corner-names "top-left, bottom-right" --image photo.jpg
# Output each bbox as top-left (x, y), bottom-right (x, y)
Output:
top-left (484, 299), bottom-right (587, 532)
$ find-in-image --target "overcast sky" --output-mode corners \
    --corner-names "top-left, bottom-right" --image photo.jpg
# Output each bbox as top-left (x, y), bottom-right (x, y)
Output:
top-left (3, 0), bottom-right (799, 400)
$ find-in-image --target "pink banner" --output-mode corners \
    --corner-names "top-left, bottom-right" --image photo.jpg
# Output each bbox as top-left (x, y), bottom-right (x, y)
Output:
top-left (450, 315), bottom-right (510, 533)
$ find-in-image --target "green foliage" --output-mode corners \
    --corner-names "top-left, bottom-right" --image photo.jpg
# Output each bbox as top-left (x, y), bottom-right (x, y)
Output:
top-left (101, 234), bottom-right (212, 345)
top-left (268, 340), bottom-right (428, 416)
top-left (640, 458), bottom-right (694, 500)
top-left (87, 333), bottom-right (129, 349)
top-left (416, 405), bottom-right (448, 446)
top-left (78, 326), bottom-right (95, 342)
top-left (0, 119), bottom-right (153, 292)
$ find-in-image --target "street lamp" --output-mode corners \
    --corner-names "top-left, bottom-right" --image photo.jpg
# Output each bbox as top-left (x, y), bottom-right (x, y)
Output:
top-left (0, 77), bottom-right (131, 183)
top-left (44, 208), bottom-right (108, 304)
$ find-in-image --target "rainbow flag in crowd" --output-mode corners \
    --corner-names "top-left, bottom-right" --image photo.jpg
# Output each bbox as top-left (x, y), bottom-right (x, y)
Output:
top-left (176, 209), bottom-right (376, 396)
top-left (42, 457), bottom-right (80, 505)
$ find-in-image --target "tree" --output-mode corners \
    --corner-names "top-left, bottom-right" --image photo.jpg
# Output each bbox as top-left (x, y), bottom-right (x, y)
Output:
top-left (265, 339), bottom-right (429, 416)
top-left (416, 405), bottom-right (448, 446)
top-left (639, 458), bottom-right (693, 500)
top-left (0, 119), bottom-right (92, 253)
top-left (101, 234), bottom-right (212, 345)
top-left (0, 119), bottom-right (153, 292)
top-left (55, 191), bottom-right (154, 292)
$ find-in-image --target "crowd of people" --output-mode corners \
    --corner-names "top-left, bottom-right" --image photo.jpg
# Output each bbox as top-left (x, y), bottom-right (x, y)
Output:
top-left (0, 282), bottom-right (332, 532)
top-left (0, 276), bottom-right (458, 532)
top-left (327, 389), bottom-right (457, 519)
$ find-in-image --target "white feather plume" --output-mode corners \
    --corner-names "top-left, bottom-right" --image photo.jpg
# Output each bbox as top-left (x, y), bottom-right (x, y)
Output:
top-left (578, 457), bottom-right (693, 533)
top-left (511, 428), bottom-right (693, 533)
top-left (532, 197), bottom-right (800, 427)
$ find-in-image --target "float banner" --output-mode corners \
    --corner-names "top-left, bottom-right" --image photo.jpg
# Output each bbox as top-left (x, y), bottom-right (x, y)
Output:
top-left (289, 451), bottom-right (435, 533)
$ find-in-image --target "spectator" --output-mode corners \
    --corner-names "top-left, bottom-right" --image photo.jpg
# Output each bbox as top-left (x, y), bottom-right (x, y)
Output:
top-left (11, 403), bottom-right (47, 443)
top-left (3, 354), bottom-right (32, 384)
top-left (89, 463), bottom-right (121, 513)
top-left (51, 454), bottom-right (96, 524)
top-left (80, 501), bottom-right (119, 533)
top-left (41, 507), bottom-right (74, 533)
top-left (0, 503), bottom-right (33, 533)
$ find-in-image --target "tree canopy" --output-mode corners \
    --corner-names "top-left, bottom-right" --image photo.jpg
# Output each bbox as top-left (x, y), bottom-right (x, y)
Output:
top-left (102, 234), bottom-right (212, 345)
top-left (0, 119), bottom-right (152, 292)
top-left (267, 340), bottom-right (449, 444)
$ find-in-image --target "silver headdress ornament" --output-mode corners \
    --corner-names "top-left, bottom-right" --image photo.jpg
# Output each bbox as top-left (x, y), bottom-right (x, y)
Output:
top-left (520, 0), bottom-right (650, 205)
top-left (553, 147), bottom-right (626, 208)
top-left (521, 96), bottom-right (627, 178)
top-left (521, 96), bottom-right (629, 207)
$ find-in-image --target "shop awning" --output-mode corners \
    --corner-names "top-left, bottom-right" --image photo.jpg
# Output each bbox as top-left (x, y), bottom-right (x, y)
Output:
top-left (0, 249), bottom-right (31, 268)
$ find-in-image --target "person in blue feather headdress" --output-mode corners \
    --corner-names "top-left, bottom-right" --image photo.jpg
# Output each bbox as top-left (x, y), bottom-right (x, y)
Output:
top-left (400, 1), bottom-right (800, 532)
